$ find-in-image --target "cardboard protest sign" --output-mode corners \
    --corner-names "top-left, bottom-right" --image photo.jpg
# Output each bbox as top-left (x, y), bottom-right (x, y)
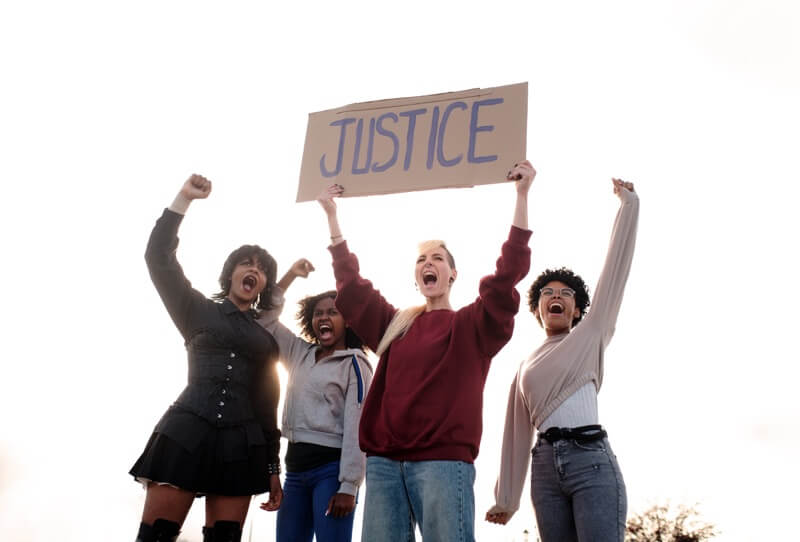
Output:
top-left (296, 82), bottom-right (527, 201)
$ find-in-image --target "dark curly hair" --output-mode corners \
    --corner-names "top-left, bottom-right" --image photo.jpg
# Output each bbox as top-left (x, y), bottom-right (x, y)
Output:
top-left (296, 290), bottom-right (365, 351)
top-left (212, 245), bottom-right (277, 310)
top-left (528, 267), bottom-right (591, 327)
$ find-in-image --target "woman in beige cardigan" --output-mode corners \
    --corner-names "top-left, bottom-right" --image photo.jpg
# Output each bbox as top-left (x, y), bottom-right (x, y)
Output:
top-left (486, 179), bottom-right (638, 542)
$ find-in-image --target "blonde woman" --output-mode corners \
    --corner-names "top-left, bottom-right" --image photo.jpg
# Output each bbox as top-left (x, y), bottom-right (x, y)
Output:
top-left (317, 160), bottom-right (535, 542)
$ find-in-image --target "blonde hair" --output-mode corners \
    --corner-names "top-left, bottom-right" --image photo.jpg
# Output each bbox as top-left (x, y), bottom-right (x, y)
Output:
top-left (374, 240), bottom-right (456, 357)
top-left (417, 240), bottom-right (455, 269)
top-left (375, 305), bottom-right (426, 357)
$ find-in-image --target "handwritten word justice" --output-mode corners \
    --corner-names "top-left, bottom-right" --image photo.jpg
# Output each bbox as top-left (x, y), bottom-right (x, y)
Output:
top-left (319, 98), bottom-right (504, 177)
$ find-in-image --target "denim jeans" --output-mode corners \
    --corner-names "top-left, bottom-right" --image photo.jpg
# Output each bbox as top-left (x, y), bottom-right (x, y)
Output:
top-left (361, 456), bottom-right (475, 542)
top-left (531, 437), bottom-right (627, 542)
top-left (277, 460), bottom-right (356, 542)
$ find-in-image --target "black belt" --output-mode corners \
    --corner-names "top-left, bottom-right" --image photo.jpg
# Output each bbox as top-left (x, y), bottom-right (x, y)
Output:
top-left (541, 424), bottom-right (607, 444)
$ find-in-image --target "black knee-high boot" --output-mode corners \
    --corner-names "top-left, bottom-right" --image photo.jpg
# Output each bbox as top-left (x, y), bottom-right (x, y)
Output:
top-left (135, 518), bottom-right (181, 542)
top-left (202, 520), bottom-right (242, 542)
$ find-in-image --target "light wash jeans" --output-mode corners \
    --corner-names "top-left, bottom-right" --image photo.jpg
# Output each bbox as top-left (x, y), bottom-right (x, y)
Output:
top-left (277, 460), bottom-right (356, 542)
top-left (531, 436), bottom-right (627, 542)
top-left (361, 456), bottom-right (475, 542)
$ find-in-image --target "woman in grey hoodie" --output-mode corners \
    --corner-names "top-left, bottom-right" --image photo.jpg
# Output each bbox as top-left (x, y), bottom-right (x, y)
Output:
top-left (257, 258), bottom-right (373, 542)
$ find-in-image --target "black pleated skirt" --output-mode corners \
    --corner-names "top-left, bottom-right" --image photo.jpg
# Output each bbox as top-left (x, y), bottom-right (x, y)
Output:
top-left (129, 406), bottom-right (271, 496)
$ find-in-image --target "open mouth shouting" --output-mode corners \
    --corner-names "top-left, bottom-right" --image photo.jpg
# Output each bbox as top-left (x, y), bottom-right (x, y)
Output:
top-left (242, 274), bottom-right (259, 294)
top-left (548, 301), bottom-right (565, 315)
top-left (422, 270), bottom-right (438, 287)
top-left (317, 321), bottom-right (334, 342)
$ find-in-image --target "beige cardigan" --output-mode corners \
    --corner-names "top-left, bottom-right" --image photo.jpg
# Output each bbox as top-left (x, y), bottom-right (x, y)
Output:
top-left (491, 189), bottom-right (639, 517)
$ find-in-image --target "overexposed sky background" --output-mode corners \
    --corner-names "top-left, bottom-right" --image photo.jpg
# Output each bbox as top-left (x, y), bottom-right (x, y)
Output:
top-left (1, 1), bottom-right (798, 540)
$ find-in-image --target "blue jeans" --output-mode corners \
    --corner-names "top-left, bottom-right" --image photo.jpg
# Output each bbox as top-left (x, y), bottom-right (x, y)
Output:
top-left (361, 456), bottom-right (475, 542)
top-left (277, 460), bottom-right (356, 542)
top-left (531, 437), bottom-right (627, 542)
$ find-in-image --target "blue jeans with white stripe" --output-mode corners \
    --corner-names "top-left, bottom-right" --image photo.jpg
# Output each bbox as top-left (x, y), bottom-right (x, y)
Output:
top-left (531, 437), bottom-right (627, 542)
top-left (360, 456), bottom-right (475, 542)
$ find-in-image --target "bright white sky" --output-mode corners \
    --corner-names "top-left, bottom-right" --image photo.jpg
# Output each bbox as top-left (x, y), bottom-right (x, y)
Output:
top-left (1, 1), bottom-right (798, 541)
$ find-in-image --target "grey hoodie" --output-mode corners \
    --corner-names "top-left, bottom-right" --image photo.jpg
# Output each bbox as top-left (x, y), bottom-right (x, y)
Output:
top-left (257, 287), bottom-right (373, 496)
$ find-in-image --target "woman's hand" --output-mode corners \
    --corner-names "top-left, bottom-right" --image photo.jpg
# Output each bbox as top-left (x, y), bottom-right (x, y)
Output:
top-left (180, 174), bottom-right (213, 200)
top-left (612, 178), bottom-right (634, 199)
top-left (277, 258), bottom-right (315, 291)
top-left (507, 160), bottom-right (536, 196)
top-left (258, 474), bottom-right (283, 512)
top-left (317, 184), bottom-right (344, 216)
top-left (170, 174), bottom-right (212, 214)
top-left (485, 510), bottom-right (510, 525)
top-left (325, 492), bottom-right (356, 518)
top-left (288, 258), bottom-right (314, 279)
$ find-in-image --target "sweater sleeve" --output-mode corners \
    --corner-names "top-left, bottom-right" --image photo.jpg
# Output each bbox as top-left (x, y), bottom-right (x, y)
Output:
top-left (469, 226), bottom-right (532, 358)
top-left (256, 285), bottom-right (315, 368)
top-left (337, 354), bottom-right (374, 495)
top-left (583, 190), bottom-right (640, 347)
top-left (490, 369), bottom-right (535, 518)
top-left (144, 208), bottom-right (208, 338)
top-left (329, 242), bottom-right (398, 352)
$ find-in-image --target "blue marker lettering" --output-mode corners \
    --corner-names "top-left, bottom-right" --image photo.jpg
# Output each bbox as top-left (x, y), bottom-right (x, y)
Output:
top-left (426, 106), bottom-right (441, 170)
top-left (437, 101), bottom-right (467, 167)
top-left (468, 98), bottom-right (504, 164)
top-left (372, 113), bottom-right (399, 172)
top-left (320, 118), bottom-right (356, 177)
top-left (399, 108), bottom-right (427, 170)
top-left (352, 118), bottom-right (376, 175)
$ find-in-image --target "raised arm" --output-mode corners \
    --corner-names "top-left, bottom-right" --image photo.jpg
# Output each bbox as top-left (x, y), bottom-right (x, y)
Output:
top-left (256, 258), bottom-right (316, 367)
top-left (145, 174), bottom-right (213, 337)
top-left (583, 179), bottom-right (639, 346)
top-left (318, 184), bottom-right (346, 246)
top-left (469, 161), bottom-right (535, 358)
top-left (317, 184), bottom-right (398, 350)
top-left (508, 160), bottom-right (536, 230)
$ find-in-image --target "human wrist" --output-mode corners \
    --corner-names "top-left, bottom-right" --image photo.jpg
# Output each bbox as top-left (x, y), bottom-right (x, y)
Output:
top-left (169, 193), bottom-right (192, 215)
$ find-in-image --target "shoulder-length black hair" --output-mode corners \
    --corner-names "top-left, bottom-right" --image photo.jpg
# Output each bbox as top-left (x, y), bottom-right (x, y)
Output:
top-left (212, 244), bottom-right (277, 310)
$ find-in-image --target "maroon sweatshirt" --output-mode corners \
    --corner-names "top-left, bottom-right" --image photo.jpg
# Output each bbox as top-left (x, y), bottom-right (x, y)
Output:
top-left (329, 226), bottom-right (531, 463)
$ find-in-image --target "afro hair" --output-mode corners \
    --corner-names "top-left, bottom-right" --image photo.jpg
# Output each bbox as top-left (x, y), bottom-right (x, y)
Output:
top-left (527, 267), bottom-right (591, 327)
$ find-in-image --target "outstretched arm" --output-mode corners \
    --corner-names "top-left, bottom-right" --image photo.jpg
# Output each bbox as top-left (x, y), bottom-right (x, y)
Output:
top-left (507, 160), bottom-right (536, 230)
top-left (584, 178), bottom-right (639, 344)
top-left (256, 258), bottom-right (316, 367)
top-left (320, 183), bottom-right (398, 350)
top-left (145, 174), bottom-right (213, 338)
top-left (469, 160), bottom-right (534, 358)
top-left (318, 184), bottom-right (345, 246)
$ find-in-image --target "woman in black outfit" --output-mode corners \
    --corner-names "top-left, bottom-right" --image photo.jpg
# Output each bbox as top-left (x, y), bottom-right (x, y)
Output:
top-left (130, 174), bottom-right (283, 542)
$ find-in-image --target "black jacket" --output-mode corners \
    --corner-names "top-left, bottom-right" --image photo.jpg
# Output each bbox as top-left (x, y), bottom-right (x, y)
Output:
top-left (145, 209), bottom-right (280, 465)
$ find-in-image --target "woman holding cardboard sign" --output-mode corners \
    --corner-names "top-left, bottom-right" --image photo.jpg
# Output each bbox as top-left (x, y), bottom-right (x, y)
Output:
top-left (486, 179), bottom-right (638, 541)
top-left (317, 160), bottom-right (535, 542)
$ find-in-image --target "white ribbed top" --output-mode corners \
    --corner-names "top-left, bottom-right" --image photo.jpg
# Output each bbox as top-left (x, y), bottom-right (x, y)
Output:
top-left (539, 382), bottom-right (598, 432)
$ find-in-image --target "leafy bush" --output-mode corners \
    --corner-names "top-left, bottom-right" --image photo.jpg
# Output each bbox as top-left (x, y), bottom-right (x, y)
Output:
top-left (626, 503), bottom-right (717, 542)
